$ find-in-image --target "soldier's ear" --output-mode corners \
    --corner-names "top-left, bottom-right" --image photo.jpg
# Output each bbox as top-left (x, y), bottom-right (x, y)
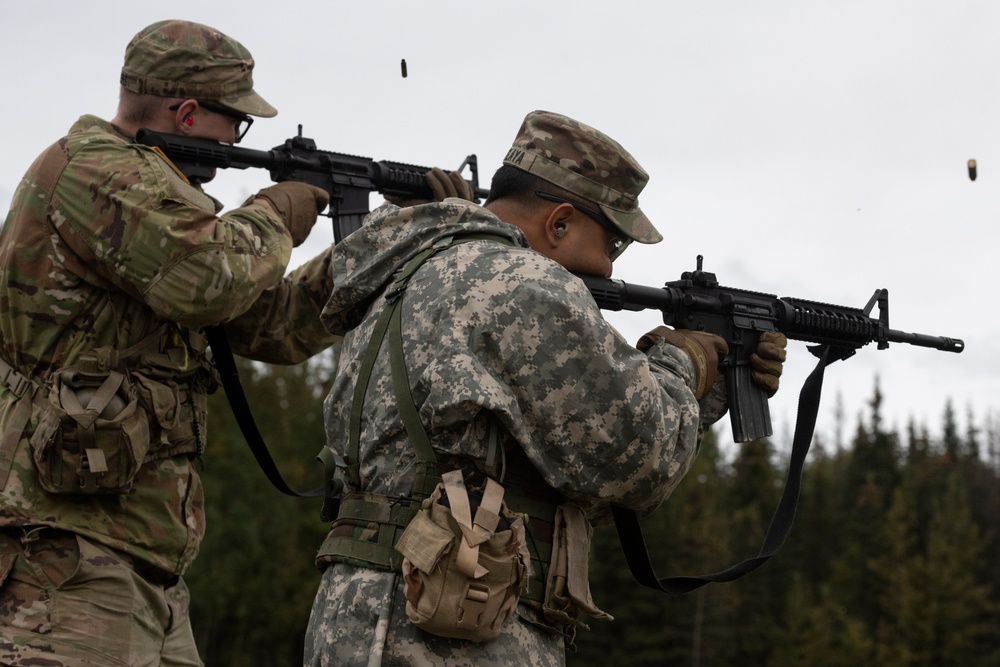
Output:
top-left (542, 202), bottom-right (574, 245)
top-left (168, 99), bottom-right (199, 134)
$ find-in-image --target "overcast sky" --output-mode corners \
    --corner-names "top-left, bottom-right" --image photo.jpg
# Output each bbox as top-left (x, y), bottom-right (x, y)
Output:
top-left (2, 1), bottom-right (997, 453)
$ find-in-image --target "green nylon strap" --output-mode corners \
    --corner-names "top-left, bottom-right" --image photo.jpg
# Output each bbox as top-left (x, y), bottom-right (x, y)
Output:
top-left (346, 241), bottom-right (446, 491)
top-left (345, 234), bottom-right (513, 492)
top-left (388, 296), bottom-right (437, 468)
top-left (328, 233), bottom-right (544, 578)
top-left (316, 494), bottom-right (422, 570)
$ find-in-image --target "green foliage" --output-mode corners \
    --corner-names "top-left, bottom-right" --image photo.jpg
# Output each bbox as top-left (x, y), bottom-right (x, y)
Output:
top-left (571, 383), bottom-right (1000, 667)
top-left (185, 353), bottom-right (334, 666)
top-left (184, 364), bottom-right (1000, 666)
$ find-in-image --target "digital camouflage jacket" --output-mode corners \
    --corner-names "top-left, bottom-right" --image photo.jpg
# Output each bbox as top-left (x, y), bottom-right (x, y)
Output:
top-left (305, 199), bottom-right (724, 666)
top-left (0, 115), bottom-right (336, 574)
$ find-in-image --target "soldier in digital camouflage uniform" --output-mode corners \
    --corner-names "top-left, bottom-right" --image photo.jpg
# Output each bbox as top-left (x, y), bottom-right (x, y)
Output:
top-left (304, 110), bottom-right (788, 666)
top-left (0, 20), bottom-right (340, 667)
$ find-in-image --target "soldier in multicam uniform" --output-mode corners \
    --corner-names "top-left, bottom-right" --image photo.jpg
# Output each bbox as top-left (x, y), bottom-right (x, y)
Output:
top-left (0, 20), bottom-right (339, 666)
top-left (304, 110), bottom-right (787, 666)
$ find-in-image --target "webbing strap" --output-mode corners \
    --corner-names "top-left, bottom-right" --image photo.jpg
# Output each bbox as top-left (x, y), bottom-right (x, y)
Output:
top-left (345, 242), bottom-right (442, 499)
top-left (0, 359), bottom-right (42, 489)
top-left (207, 326), bottom-right (324, 497)
top-left (612, 344), bottom-right (839, 595)
top-left (443, 469), bottom-right (505, 578)
top-left (58, 371), bottom-right (124, 429)
top-left (316, 494), bottom-right (420, 570)
top-left (345, 234), bottom-right (513, 497)
top-left (326, 233), bottom-right (517, 572)
top-left (388, 280), bottom-right (438, 493)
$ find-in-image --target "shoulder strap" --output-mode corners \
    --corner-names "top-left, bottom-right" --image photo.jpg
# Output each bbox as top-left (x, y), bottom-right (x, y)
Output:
top-left (206, 326), bottom-right (324, 497)
top-left (613, 344), bottom-right (839, 594)
top-left (216, 233), bottom-right (510, 502)
top-left (0, 358), bottom-right (42, 489)
top-left (345, 233), bottom-right (513, 499)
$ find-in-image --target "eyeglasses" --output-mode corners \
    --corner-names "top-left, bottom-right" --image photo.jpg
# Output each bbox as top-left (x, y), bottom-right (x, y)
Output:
top-left (168, 100), bottom-right (254, 142)
top-left (535, 191), bottom-right (632, 260)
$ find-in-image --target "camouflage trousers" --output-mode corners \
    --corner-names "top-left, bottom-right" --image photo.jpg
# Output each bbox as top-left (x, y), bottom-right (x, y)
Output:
top-left (0, 528), bottom-right (202, 667)
top-left (303, 564), bottom-right (566, 667)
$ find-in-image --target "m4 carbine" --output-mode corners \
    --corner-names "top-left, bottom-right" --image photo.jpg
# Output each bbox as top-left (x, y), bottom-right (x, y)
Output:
top-left (578, 255), bottom-right (964, 443)
top-left (135, 127), bottom-right (489, 243)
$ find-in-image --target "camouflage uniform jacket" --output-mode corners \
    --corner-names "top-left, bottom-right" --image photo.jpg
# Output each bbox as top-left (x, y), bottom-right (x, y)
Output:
top-left (307, 199), bottom-right (723, 666)
top-left (0, 115), bottom-right (337, 575)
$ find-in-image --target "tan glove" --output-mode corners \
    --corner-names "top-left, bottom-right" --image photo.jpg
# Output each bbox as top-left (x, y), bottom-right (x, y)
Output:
top-left (426, 167), bottom-right (474, 201)
top-left (637, 327), bottom-right (729, 400)
top-left (385, 167), bottom-right (474, 206)
top-left (254, 182), bottom-right (330, 247)
top-left (751, 331), bottom-right (787, 397)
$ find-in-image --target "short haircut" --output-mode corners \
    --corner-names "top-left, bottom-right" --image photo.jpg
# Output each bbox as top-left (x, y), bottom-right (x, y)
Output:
top-left (484, 165), bottom-right (577, 208)
top-left (116, 87), bottom-right (170, 128)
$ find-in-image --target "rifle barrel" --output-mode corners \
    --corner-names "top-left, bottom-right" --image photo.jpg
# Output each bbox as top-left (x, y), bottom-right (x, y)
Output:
top-left (886, 329), bottom-right (965, 352)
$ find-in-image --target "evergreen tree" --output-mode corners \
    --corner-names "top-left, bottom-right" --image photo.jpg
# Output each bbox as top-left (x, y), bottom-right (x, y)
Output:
top-left (571, 429), bottom-right (734, 666)
top-left (873, 471), bottom-right (996, 666)
top-left (769, 574), bottom-right (873, 667)
top-left (187, 353), bottom-right (334, 666)
top-left (920, 473), bottom-right (997, 665)
top-left (713, 437), bottom-right (785, 665)
top-left (942, 400), bottom-right (960, 460)
top-left (829, 383), bottom-right (900, 633)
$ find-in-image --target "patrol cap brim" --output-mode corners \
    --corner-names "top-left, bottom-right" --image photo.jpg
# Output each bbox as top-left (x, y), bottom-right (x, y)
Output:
top-left (597, 203), bottom-right (662, 244)
top-left (215, 91), bottom-right (277, 118)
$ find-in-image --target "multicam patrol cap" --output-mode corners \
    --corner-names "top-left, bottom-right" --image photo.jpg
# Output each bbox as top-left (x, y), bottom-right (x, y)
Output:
top-left (119, 20), bottom-right (277, 118)
top-left (503, 110), bottom-right (662, 244)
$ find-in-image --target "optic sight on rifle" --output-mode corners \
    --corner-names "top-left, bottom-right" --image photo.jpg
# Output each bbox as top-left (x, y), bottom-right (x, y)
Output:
top-left (135, 126), bottom-right (490, 243)
top-left (578, 256), bottom-right (964, 443)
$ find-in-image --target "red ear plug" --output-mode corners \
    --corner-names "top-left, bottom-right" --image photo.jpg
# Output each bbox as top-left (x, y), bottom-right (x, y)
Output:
top-left (183, 115), bottom-right (194, 126)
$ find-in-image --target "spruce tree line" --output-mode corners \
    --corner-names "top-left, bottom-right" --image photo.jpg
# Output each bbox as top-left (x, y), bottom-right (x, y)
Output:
top-left (571, 387), bottom-right (999, 667)
top-left (186, 355), bottom-right (999, 666)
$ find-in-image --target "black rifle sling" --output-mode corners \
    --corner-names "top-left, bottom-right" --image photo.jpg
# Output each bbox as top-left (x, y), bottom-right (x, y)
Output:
top-left (207, 233), bottom-right (513, 501)
top-left (206, 325), bottom-right (323, 497)
top-left (613, 344), bottom-right (840, 595)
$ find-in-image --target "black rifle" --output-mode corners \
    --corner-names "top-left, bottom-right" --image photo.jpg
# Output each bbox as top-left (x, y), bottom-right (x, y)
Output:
top-left (580, 256), bottom-right (964, 595)
top-left (135, 126), bottom-right (490, 243)
top-left (578, 255), bottom-right (964, 443)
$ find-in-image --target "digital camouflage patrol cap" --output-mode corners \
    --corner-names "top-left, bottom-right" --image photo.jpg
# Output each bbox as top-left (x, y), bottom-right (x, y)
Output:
top-left (503, 110), bottom-right (662, 244)
top-left (120, 20), bottom-right (277, 118)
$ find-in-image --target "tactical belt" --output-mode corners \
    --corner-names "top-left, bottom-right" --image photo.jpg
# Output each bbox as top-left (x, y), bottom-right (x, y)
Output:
top-left (316, 493), bottom-right (418, 571)
top-left (317, 478), bottom-right (556, 605)
top-left (316, 233), bottom-right (558, 605)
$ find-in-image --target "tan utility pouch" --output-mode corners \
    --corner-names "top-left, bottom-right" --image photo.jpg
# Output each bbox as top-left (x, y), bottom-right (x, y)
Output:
top-left (395, 469), bottom-right (531, 642)
top-left (30, 364), bottom-right (149, 494)
top-left (542, 504), bottom-right (613, 636)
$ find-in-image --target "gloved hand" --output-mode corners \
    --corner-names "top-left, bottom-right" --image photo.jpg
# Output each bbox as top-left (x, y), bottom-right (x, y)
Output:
top-left (254, 182), bottom-right (330, 246)
top-left (637, 326), bottom-right (729, 400)
top-left (427, 167), bottom-right (474, 201)
top-left (385, 167), bottom-right (474, 206)
top-left (751, 331), bottom-right (787, 397)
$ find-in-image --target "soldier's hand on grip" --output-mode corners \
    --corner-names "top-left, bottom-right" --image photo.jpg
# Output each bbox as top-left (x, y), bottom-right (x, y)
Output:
top-left (385, 167), bottom-right (474, 207)
top-left (426, 167), bottom-right (474, 202)
top-left (255, 182), bottom-right (330, 246)
top-left (751, 331), bottom-right (787, 397)
top-left (636, 326), bottom-right (729, 400)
